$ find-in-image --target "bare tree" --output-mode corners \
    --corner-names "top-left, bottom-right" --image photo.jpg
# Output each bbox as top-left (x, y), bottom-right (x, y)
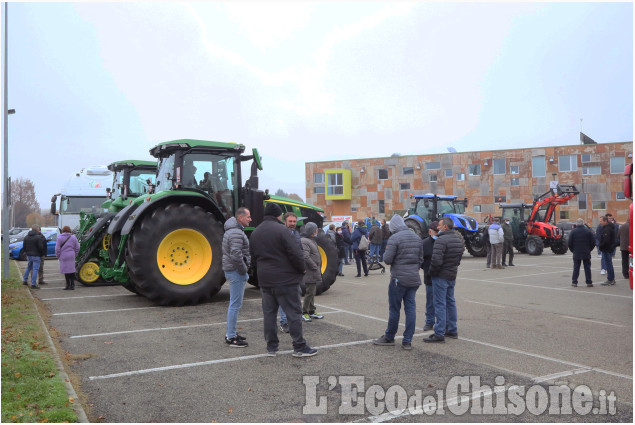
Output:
top-left (11, 178), bottom-right (40, 227)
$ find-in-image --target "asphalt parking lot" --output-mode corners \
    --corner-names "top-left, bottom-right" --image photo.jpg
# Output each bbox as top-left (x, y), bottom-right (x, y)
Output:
top-left (17, 251), bottom-right (633, 422)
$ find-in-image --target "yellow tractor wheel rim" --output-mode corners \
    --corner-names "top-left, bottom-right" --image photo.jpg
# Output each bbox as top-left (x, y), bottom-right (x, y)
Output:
top-left (79, 261), bottom-right (100, 283)
top-left (156, 228), bottom-right (212, 285)
top-left (102, 234), bottom-right (111, 251)
top-left (318, 246), bottom-right (327, 274)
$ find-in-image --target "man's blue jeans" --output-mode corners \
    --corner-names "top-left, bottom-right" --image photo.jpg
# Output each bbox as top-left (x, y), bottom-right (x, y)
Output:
top-left (385, 279), bottom-right (419, 344)
top-left (369, 243), bottom-right (381, 260)
top-left (225, 270), bottom-right (248, 338)
top-left (424, 284), bottom-right (435, 326)
top-left (279, 306), bottom-right (287, 325)
top-left (379, 240), bottom-right (388, 261)
top-left (24, 256), bottom-right (42, 285)
top-left (432, 277), bottom-right (457, 337)
top-left (601, 251), bottom-right (615, 281)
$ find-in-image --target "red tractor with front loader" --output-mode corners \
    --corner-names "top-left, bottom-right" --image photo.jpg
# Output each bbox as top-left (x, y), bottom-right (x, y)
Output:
top-left (498, 184), bottom-right (579, 256)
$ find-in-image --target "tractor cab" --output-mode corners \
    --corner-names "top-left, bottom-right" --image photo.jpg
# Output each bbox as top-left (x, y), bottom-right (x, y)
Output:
top-left (105, 160), bottom-right (157, 209)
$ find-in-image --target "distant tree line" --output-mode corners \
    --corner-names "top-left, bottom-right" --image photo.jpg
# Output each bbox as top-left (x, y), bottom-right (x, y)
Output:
top-left (10, 178), bottom-right (55, 227)
top-left (274, 189), bottom-right (303, 202)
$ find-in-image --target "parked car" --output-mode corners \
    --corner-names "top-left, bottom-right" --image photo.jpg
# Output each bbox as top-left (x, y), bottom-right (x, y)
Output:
top-left (9, 230), bottom-right (29, 244)
top-left (9, 228), bottom-right (60, 261)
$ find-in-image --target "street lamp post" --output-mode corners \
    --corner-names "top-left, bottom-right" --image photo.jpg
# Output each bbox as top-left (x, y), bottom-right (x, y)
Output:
top-left (2, 2), bottom-right (11, 279)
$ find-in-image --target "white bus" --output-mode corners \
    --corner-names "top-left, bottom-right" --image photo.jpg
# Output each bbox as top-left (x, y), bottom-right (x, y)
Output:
top-left (50, 166), bottom-right (113, 231)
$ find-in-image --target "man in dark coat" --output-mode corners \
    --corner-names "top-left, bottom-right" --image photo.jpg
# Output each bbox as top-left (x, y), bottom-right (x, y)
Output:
top-left (567, 218), bottom-right (596, 287)
top-left (598, 215), bottom-right (617, 286)
top-left (379, 219), bottom-right (390, 262)
top-left (250, 203), bottom-right (317, 357)
top-left (421, 221), bottom-right (439, 331)
top-left (22, 226), bottom-right (47, 289)
top-left (618, 221), bottom-right (630, 279)
top-left (424, 217), bottom-right (464, 343)
top-left (342, 221), bottom-right (353, 264)
top-left (373, 215), bottom-right (423, 350)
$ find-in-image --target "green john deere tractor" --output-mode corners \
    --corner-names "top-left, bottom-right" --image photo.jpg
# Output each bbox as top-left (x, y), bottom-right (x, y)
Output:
top-left (75, 160), bottom-right (157, 285)
top-left (101, 139), bottom-right (337, 306)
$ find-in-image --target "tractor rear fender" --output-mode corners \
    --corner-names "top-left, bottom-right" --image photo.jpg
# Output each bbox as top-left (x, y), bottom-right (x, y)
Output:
top-left (120, 194), bottom-right (225, 236)
top-left (407, 214), bottom-right (425, 223)
top-left (107, 203), bottom-right (140, 235)
top-left (82, 212), bottom-right (116, 241)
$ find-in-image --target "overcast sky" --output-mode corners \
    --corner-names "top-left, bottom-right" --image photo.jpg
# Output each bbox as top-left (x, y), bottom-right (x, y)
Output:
top-left (2, 1), bottom-right (633, 209)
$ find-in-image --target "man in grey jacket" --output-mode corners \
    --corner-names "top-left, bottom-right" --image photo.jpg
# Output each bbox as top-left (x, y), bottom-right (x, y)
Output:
top-left (424, 217), bottom-right (464, 343)
top-left (373, 215), bottom-right (423, 350)
top-left (222, 207), bottom-right (252, 348)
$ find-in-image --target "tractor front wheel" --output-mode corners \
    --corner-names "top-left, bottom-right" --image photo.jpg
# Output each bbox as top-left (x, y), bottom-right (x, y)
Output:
top-left (405, 219), bottom-right (425, 239)
top-left (551, 238), bottom-right (568, 255)
top-left (315, 233), bottom-right (339, 295)
top-left (126, 203), bottom-right (224, 306)
top-left (77, 259), bottom-right (101, 285)
top-left (526, 236), bottom-right (544, 256)
top-left (466, 231), bottom-right (487, 257)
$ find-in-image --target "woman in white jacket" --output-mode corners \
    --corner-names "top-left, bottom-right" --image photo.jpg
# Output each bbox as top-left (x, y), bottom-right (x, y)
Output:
top-left (488, 218), bottom-right (505, 269)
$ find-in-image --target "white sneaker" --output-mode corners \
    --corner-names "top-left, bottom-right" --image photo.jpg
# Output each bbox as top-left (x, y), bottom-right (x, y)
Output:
top-left (600, 269), bottom-right (606, 275)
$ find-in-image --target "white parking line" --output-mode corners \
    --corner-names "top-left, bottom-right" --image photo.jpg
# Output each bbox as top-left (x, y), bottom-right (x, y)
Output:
top-left (461, 277), bottom-right (633, 299)
top-left (462, 299), bottom-right (507, 308)
top-left (559, 315), bottom-right (626, 328)
top-left (71, 311), bottom-right (344, 339)
top-left (52, 306), bottom-right (162, 316)
top-left (42, 294), bottom-right (135, 301)
top-left (531, 368), bottom-right (592, 384)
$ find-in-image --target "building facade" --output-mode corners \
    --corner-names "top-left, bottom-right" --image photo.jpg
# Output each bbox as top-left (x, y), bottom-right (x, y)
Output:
top-left (305, 142), bottom-right (633, 226)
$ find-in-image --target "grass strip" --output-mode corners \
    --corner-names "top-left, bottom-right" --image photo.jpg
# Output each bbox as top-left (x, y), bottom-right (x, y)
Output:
top-left (2, 258), bottom-right (78, 423)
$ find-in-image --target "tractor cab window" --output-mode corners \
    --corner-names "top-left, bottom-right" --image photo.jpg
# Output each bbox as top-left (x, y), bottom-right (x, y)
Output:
top-left (129, 169), bottom-right (156, 195)
top-left (438, 200), bottom-right (454, 216)
top-left (155, 155), bottom-right (176, 192)
top-left (454, 201), bottom-right (466, 214)
top-left (415, 198), bottom-right (434, 221)
top-left (183, 153), bottom-right (238, 219)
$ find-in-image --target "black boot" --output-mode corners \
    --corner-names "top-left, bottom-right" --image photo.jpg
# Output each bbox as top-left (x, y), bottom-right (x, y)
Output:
top-left (70, 279), bottom-right (75, 290)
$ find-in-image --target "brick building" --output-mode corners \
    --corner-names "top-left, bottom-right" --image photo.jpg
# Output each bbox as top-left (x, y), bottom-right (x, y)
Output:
top-left (305, 141), bottom-right (633, 226)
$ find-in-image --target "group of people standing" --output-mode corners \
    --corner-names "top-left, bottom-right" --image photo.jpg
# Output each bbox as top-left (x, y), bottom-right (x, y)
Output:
top-left (21, 225), bottom-right (80, 291)
top-left (483, 217), bottom-right (514, 269)
top-left (221, 204), bottom-right (324, 357)
top-left (329, 219), bottom-right (390, 278)
top-left (373, 216), bottom-right (465, 349)
top-left (568, 214), bottom-right (629, 287)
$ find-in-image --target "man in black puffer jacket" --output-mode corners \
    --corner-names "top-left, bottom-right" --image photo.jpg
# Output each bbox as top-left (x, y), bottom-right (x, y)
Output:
top-left (22, 226), bottom-right (47, 289)
top-left (425, 217), bottom-right (464, 343)
top-left (250, 203), bottom-right (317, 358)
top-left (372, 215), bottom-right (423, 350)
top-left (567, 218), bottom-right (596, 287)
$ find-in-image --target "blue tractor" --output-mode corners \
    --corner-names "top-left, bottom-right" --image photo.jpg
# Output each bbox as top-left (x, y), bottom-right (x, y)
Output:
top-left (403, 194), bottom-right (487, 257)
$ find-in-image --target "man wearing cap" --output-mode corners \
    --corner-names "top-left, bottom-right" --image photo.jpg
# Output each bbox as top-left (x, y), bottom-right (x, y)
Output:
top-left (250, 202), bottom-right (318, 357)
top-left (300, 222), bottom-right (324, 322)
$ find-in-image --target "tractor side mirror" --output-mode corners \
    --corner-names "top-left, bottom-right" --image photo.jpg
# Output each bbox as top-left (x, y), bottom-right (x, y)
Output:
top-left (50, 195), bottom-right (57, 215)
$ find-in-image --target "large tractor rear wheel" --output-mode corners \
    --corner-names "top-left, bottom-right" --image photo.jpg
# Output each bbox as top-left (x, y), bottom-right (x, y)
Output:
top-left (465, 231), bottom-right (487, 257)
top-left (526, 235), bottom-right (544, 256)
top-left (551, 238), bottom-right (568, 255)
top-left (126, 203), bottom-right (224, 306)
top-left (405, 219), bottom-right (425, 239)
top-left (315, 233), bottom-right (339, 295)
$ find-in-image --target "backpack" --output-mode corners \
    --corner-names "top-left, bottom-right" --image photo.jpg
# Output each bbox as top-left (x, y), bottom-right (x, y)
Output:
top-left (358, 234), bottom-right (370, 251)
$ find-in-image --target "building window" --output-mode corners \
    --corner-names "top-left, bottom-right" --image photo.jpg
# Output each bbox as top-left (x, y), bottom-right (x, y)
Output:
top-left (532, 156), bottom-right (545, 177)
top-left (578, 194), bottom-right (587, 210)
top-left (559, 155), bottom-right (578, 172)
top-left (327, 173), bottom-right (344, 196)
top-left (313, 173), bottom-right (324, 184)
top-left (617, 192), bottom-right (626, 200)
top-left (351, 207), bottom-right (357, 212)
top-left (468, 164), bottom-right (481, 176)
top-left (511, 177), bottom-right (520, 186)
top-left (473, 205), bottom-right (481, 213)
top-left (581, 154), bottom-right (591, 163)
top-left (403, 167), bottom-right (414, 175)
top-left (426, 162), bottom-right (441, 170)
top-left (456, 172), bottom-right (465, 181)
top-left (445, 169), bottom-right (452, 178)
top-left (429, 174), bottom-right (438, 183)
top-left (510, 165), bottom-right (519, 175)
top-left (592, 201), bottom-right (606, 210)
top-left (610, 157), bottom-right (626, 174)
top-left (560, 211), bottom-right (570, 220)
top-left (400, 183), bottom-right (411, 190)
top-left (314, 186), bottom-right (325, 194)
top-left (378, 200), bottom-right (385, 214)
top-left (582, 166), bottom-right (601, 175)
top-left (378, 169), bottom-right (388, 180)
top-left (494, 195), bottom-right (506, 203)
top-left (493, 158), bottom-right (506, 175)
